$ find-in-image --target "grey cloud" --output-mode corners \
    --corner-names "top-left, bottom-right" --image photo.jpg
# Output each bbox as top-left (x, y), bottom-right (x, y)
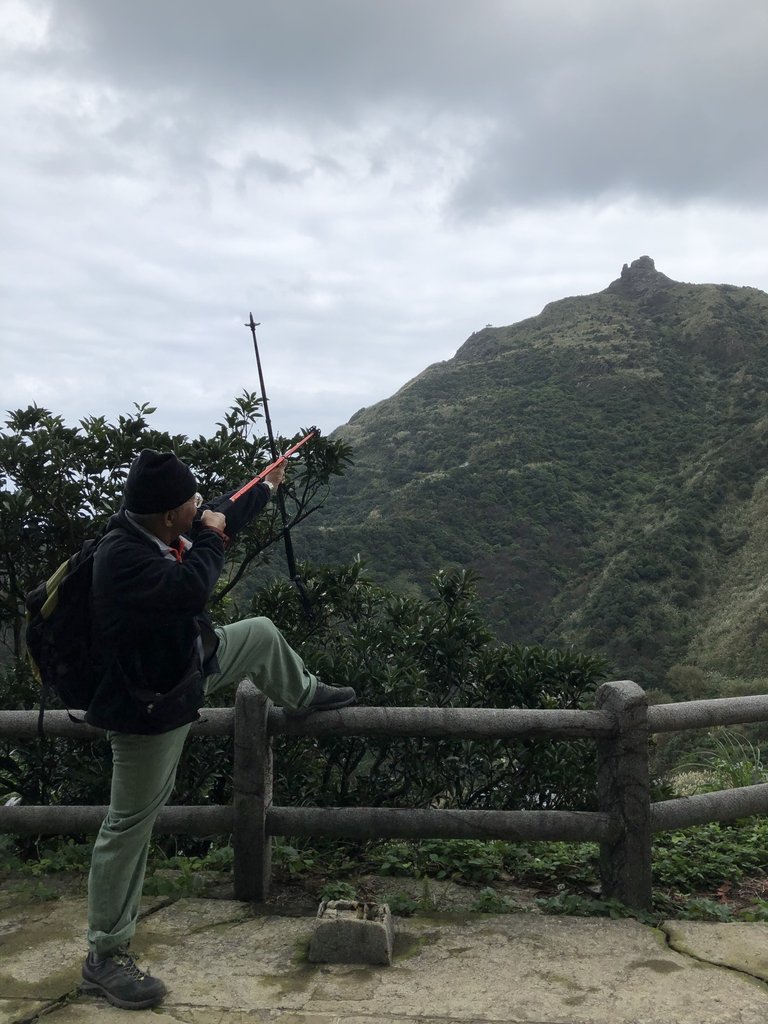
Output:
top-left (452, 6), bottom-right (768, 210)
top-left (238, 153), bottom-right (312, 187)
top-left (45, 0), bottom-right (768, 209)
top-left (47, 0), bottom-right (538, 116)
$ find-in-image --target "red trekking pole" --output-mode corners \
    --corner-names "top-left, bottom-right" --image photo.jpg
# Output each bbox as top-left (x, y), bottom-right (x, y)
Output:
top-left (227, 426), bottom-right (319, 505)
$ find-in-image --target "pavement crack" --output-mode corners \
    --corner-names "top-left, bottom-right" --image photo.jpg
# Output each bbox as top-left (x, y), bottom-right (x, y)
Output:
top-left (659, 922), bottom-right (768, 988)
top-left (7, 987), bottom-right (81, 1024)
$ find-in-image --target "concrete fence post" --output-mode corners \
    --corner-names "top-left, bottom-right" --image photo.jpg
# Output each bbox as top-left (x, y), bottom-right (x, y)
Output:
top-left (595, 680), bottom-right (652, 910)
top-left (233, 680), bottom-right (273, 901)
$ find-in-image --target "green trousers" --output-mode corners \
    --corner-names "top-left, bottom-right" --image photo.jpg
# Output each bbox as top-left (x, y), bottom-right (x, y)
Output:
top-left (86, 616), bottom-right (317, 956)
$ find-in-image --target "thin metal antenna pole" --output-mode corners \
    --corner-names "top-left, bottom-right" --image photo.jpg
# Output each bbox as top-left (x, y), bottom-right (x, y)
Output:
top-left (245, 313), bottom-right (313, 617)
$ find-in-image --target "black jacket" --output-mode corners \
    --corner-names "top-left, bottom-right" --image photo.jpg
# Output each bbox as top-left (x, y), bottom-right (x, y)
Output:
top-left (86, 482), bottom-right (271, 734)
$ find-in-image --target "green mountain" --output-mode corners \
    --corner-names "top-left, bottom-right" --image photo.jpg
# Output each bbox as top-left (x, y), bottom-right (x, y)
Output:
top-left (302, 257), bottom-right (768, 699)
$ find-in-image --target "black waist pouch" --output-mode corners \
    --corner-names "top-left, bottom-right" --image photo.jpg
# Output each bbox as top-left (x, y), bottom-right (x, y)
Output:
top-left (123, 654), bottom-right (205, 733)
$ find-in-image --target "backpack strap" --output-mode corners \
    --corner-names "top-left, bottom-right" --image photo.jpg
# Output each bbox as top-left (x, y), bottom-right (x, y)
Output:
top-left (36, 682), bottom-right (49, 739)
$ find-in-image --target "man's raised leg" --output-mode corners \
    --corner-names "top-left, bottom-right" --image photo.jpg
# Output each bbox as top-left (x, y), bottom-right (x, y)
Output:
top-left (206, 616), bottom-right (355, 713)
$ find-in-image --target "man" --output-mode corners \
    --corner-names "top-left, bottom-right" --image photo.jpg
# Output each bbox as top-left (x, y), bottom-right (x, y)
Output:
top-left (80, 449), bottom-right (355, 1010)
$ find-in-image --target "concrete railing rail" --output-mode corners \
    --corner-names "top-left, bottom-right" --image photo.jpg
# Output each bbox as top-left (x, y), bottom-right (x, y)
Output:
top-left (2, 680), bottom-right (768, 910)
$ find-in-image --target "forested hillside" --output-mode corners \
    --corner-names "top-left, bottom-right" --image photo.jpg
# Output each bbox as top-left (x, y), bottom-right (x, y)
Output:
top-left (302, 257), bottom-right (768, 698)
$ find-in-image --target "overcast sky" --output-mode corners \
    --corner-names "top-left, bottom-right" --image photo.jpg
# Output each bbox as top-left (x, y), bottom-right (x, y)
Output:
top-left (2, 0), bottom-right (767, 442)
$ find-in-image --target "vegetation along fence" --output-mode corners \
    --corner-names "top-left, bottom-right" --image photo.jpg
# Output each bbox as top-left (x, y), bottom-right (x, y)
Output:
top-left (3, 679), bottom-right (768, 910)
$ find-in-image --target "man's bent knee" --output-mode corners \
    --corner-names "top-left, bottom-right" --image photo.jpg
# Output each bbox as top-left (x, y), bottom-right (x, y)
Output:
top-left (244, 616), bottom-right (280, 643)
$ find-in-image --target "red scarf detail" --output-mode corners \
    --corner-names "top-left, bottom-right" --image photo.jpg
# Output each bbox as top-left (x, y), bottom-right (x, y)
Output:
top-left (169, 540), bottom-right (185, 562)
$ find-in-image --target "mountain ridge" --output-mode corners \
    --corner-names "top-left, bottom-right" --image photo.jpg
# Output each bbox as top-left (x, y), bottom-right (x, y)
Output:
top-left (304, 258), bottom-right (768, 699)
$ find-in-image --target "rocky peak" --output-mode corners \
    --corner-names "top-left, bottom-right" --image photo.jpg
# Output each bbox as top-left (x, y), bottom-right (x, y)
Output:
top-left (606, 256), bottom-right (675, 298)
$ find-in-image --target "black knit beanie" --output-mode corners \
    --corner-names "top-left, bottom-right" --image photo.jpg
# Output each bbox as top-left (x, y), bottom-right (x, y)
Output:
top-left (124, 450), bottom-right (197, 514)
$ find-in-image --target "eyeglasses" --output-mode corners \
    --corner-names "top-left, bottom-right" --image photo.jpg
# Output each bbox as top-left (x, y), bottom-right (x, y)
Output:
top-left (192, 493), bottom-right (203, 509)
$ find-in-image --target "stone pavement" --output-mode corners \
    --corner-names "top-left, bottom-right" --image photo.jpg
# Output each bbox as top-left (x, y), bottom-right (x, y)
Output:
top-left (3, 890), bottom-right (768, 1024)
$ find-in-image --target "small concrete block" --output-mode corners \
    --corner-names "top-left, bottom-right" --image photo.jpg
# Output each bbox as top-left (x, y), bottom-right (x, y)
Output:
top-left (308, 900), bottom-right (394, 966)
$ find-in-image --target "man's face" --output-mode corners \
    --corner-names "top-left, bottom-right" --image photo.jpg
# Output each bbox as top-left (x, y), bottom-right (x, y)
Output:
top-left (168, 493), bottom-right (199, 538)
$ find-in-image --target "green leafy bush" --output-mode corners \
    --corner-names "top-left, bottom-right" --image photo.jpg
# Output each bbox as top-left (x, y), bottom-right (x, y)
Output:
top-left (536, 892), bottom-right (655, 923)
top-left (652, 820), bottom-right (768, 890)
top-left (383, 891), bottom-right (420, 916)
top-left (673, 729), bottom-right (768, 791)
top-left (318, 880), bottom-right (359, 901)
top-left (471, 887), bottom-right (518, 913)
top-left (250, 563), bottom-right (607, 817)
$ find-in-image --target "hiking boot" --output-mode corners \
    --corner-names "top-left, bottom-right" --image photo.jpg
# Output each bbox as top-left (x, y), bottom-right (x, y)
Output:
top-left (81, 948), bottom-right (167, 1010)
top-left (286, 680), bottom-right (356, 716)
